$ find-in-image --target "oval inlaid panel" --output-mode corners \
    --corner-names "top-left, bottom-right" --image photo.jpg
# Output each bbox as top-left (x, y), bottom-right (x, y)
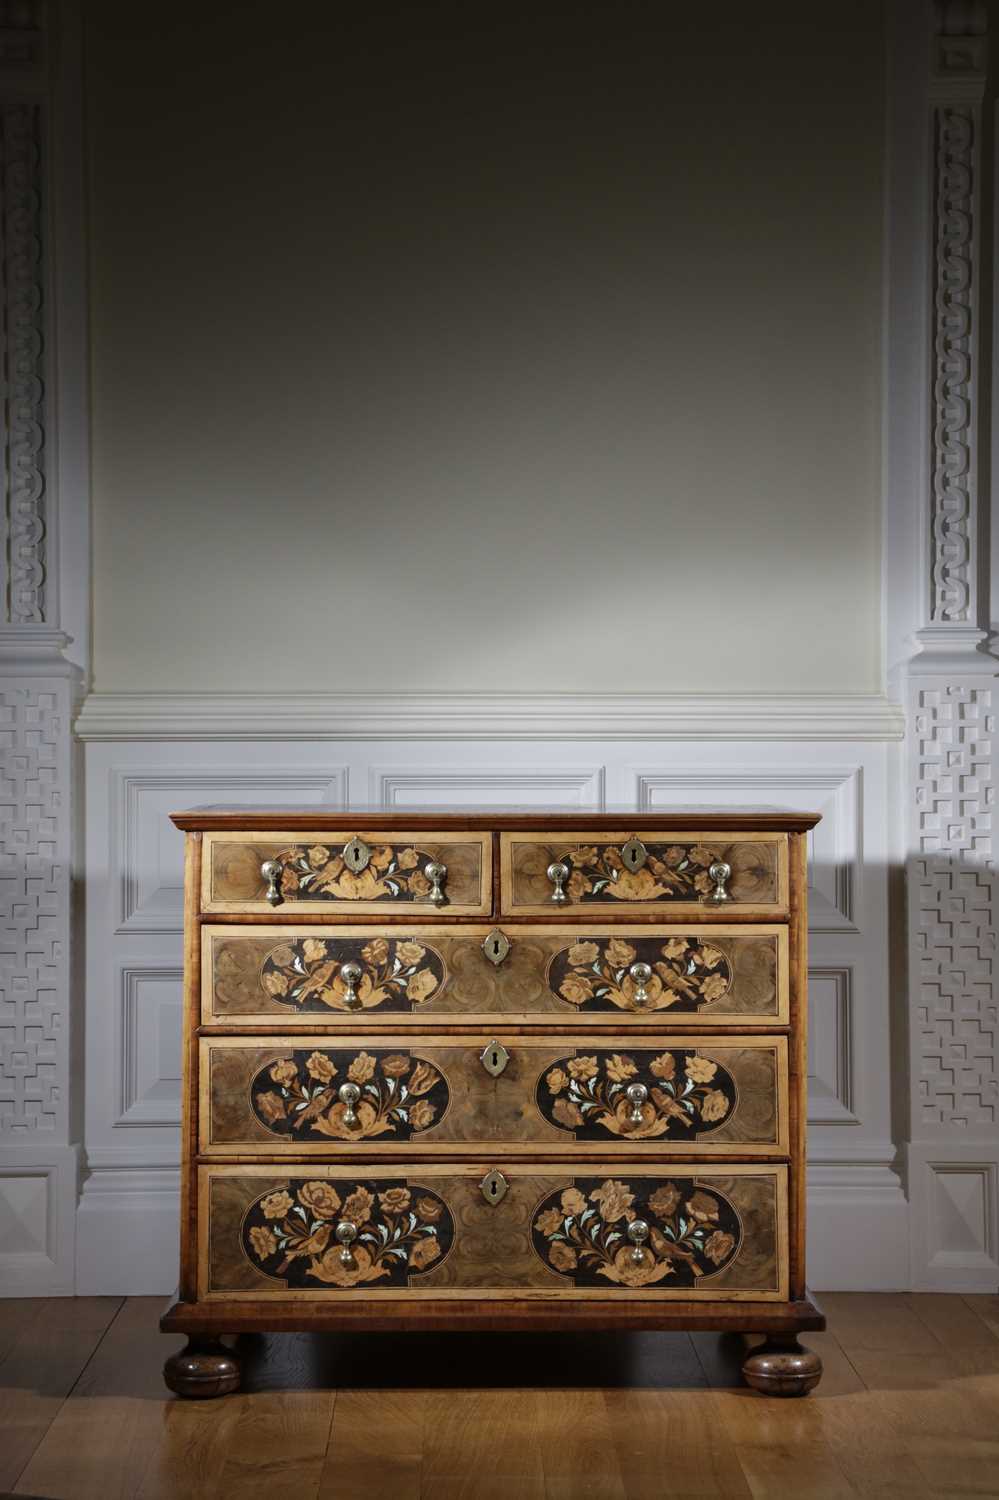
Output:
top-left (259, 936), bottom-right (447, 1014)
top-left (241, 1180), bottom-right (455, 1289)
top-left (536, 1049), bottom-right (737, 1140)
top-left (272, 843), bottom-right (438, 902)
top-left (546, 935), bottom-right (733, 1014)
top-left (530, 1176), bottom-right (743, 1288)
top-left (249, 1047), bottom-right (450, 1142)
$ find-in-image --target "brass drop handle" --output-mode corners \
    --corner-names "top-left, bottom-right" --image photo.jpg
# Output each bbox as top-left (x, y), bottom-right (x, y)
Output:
top-left (627, 1218), bottom-right (650, 1264)
top-left (547, 861), bottom-right (569, 904)
top-left (340, 962), bottom-right (363, 1010)
top-left (629, 961), bottom-right (652, 1007)
top-left (425, 861), bottom-right (447, 907)
top-left (626, 1082), bottom-right (648, 1124)
top-left (335, 1219), bottom-right (358, 1268)
top-left (704, 860), bottom-right (732, 904)
top-left (261, 859), bottom-right (284, 906)
top-left (338, 1081), bottom-right (361, 1127)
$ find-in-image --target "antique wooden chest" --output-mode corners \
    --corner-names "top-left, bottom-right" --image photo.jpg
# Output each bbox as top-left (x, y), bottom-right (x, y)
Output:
top-left (162, 808), bottom-right (824, 1397)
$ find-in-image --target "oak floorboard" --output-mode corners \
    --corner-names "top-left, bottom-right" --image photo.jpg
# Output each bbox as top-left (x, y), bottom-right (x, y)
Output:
top-left (0, 1296), bottom-right (122, 1493)
top-left (13, 1297), bottom-right (181, 1500)
top-left (905, 1292), bottom-right (999, 1348)
top-left (962, 1294), bottom-right (999, 1342)
top-left (818, 1292), bottom-right (945, 1353)
top-left (317, 1390), bottom-right (424, 1500)
top-left (602, 1388), bottom-right (752, 1498)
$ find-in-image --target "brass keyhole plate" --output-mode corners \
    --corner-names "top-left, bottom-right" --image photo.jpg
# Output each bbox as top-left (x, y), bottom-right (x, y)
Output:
top-left (479, 1169), bottom-right (508, 1205)
top-left (621, 836), bottom-right (648, 873)
top-left (482, 928), bottom-right (510, 966)
top-left (479, 1039), bottom-right (510, 1077)
top-left (342, 836), bottom-right (371, 873)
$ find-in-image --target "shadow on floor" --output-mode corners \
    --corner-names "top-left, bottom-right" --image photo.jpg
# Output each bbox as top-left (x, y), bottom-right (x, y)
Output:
top-left (233, 1328), bottom-right (751, 1392)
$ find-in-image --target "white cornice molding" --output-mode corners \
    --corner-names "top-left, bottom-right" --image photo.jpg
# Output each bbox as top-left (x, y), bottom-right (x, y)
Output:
top-left (73, 691), bottom-right (906, 742)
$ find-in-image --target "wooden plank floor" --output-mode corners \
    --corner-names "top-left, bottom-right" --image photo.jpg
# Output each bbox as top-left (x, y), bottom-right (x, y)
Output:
top-left (1, 1294), bottom-right (997, 1499)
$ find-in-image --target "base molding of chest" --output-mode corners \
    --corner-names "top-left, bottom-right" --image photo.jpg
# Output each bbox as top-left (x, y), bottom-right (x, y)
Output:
top-left (162, 1290), bottom-right (825, 1336)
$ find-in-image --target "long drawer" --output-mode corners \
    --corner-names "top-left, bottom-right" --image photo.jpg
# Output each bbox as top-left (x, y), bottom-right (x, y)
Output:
top-left (500, 831), bottom-right (788, 915)
top-left (201, 830), bottom-right (492, 915)
top-left (199, 1033), bottom-right (789, 1157)
top-left (198, 1162), bottom-right (788, 1300)
top-left (202, 924), bottom-right (789, 1027)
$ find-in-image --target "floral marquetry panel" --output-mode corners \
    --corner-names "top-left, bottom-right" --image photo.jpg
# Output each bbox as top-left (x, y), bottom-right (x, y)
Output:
top-left (500, 832), bottom-right (786, 914)
top-left (201, 831), bottom-right (492, 914)
top-left (203, 925), bottom-right (787, 1027)
top-left (199, 1165), bottom-right (787, 1299)
top-left (200, 1035), bottom-right (786, 1156)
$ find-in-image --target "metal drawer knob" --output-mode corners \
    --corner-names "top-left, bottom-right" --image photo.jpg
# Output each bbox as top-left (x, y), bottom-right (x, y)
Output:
top-left (425, 861), bottom-right (447, 907)
top-left (627, 1218), bottom-right (650, 1264)
top-left (629, 961), bottom-right (653, 1007)
top-left (335, 1219), bottom-right (358, 1268)
top-left (261, 860), bottom-right (284, 906)
top-left (338, 1081), bottom-right (361, 1127)
top-left (339, 962), bottom-right (363, 1010)
top-left (704, 860), bottom-right (732, 904)
top-left (547, 861), bottom-right (569, 904)
top-left (626, 1082), bottom-right (648, 1125)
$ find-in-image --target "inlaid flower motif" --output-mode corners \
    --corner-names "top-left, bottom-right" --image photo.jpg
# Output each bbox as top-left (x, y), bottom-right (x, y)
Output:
top-left (298, 1181), bottom-right (341, 1219)
top-left (589, 1179), bottom-right (634, 1223)
top-left (548, 934), bottom-right (733, 1014)
top-left (249, 1049), bottom-right (449, 1144)
top-left (536, 1049), bottom-right (736, 1141)
top-left (704, 1230), bottom-right (736, 1264)
top-left (249, 1225), bottom-right (277, 1259)
top-left (347, 1052), bottom-right (377, 1084)
top-left (530, 1176), bottom-right (741, 1287)
top-left (268, 842), bottom-right (441, 903)
top-left (306, 1051), bottom-right (337, 1083)
top-left (243, 1179), bottom-right (453, 1288)
top-left (407, 969), bottom-right (437, 1003)
top-left (260, 1190), bottom-right (294, 1220)
top-left (544, 840), bottom-right (773, 905)
top-left (685, 1056), bottom-right (718, 1084)
top-left (259, 934), bottom-right (446, 1014)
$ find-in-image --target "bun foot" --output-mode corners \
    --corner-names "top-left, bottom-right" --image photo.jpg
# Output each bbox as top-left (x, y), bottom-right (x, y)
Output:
top-left (742, 1336), bottom-right (822, 1397)
top-left (164, 1338), bottom-right (241, 1398)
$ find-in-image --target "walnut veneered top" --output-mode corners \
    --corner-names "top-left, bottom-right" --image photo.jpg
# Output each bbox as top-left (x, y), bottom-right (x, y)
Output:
top-left (171, 806), bottom-right (821, 832)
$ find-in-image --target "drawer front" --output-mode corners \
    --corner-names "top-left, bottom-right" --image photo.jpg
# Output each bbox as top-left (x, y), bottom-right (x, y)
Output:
top-left (203, 924), bottom-right (788, 1027)
top-left (199, 1034), bottom-right (788, 1157)
top-left (198, 1163), bottom-right (787, 1300)
top-left (500, 831), bottom-right (787, 914)
top-left (201, 831), bottom-right (492, 915)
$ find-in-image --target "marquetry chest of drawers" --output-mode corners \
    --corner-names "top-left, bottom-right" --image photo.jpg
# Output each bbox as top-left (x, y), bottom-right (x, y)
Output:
top-left (162, 808), bottom-right (824, 1398)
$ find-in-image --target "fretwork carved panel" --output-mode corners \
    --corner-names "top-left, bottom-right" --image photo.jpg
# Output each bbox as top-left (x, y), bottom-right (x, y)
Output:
top-left (913, 684), bottom-right (997, 1133)
top-left (0, 681), bottom-right (70, 1135)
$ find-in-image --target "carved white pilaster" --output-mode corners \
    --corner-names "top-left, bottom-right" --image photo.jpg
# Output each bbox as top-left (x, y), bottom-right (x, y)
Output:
top-left (0, 0), bottom-right (81, 1294)
top-left (905, 0), bottom-right (999, 1291)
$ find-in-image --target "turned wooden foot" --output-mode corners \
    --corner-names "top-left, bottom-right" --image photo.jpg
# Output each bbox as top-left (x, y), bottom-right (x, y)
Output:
top-left (164, 1337), bottom-right (241, 1398)
top-left (742, 1336), bottom-right (822, 1397)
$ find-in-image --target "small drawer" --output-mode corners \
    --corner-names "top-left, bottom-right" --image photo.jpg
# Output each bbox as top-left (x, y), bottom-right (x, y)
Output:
top-left (202, 924), bottom-right (788, 1027)
top-left (199, 1033), bottom-right (789, 1157)
top-left (500, 831), bottom-right (787, 915)
top-left (201, 830), bottom-right (492, 915)
top-left (198, 1162), bottom-right (788, 1300)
